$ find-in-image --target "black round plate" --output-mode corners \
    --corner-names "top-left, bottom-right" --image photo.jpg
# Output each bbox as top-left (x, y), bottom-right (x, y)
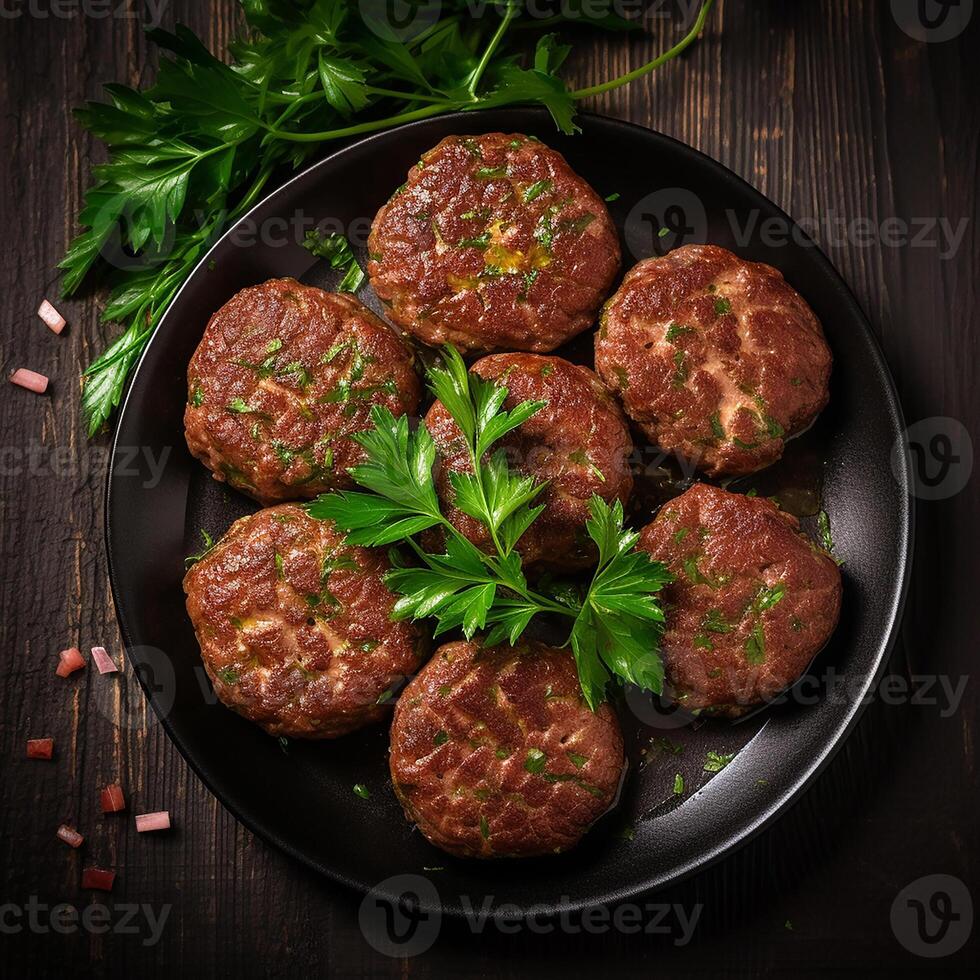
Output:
top-left (106, 109), bottom-right (912, 917)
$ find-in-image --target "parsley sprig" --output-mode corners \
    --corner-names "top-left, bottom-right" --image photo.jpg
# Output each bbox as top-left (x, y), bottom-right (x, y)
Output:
top-left (307, 346), bottom-right (672, 708)
top-left (61, 0), bottom-right (715, 435)
top-left (302, 228), bottom-right (365, 292)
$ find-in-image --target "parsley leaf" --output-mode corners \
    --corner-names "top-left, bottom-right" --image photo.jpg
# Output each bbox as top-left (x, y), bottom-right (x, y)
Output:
top-left (309, 353), bottom-right (561, 643)
top-left (307, 345), bottom-right (673, 708)
top-left (303, 229), bottom-right (364, 293)
top-left (744, 622), bottom-right (766, 664)
top-left (755, 583), bottom-right (786, 611)
top-left (306, 407), bottom-right (443, 545)
top-left (704, 750), bottom-right (736, 773)
top-left (427, 345), bottom-right (547, 556)
top-left (569, 498), bottom-right (673, 708)
top-left (817, 509), bottom-right (842, 564)
top-left (184, 528), bottom-right (215, 569)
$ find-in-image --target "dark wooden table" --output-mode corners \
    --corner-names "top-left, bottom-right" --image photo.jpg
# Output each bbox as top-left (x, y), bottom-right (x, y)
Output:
top-left (1, 2), bottom-right (977, 976)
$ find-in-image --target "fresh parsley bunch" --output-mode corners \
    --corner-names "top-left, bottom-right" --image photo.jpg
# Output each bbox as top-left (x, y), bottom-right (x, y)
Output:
top-left (60, 0), bottom-right (714, 435)
top-left (307, 346), bottom-right (672, 708)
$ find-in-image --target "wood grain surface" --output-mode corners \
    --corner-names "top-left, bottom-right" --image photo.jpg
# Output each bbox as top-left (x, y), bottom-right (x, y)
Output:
top-left (1, 1), bottom-right (977, 977)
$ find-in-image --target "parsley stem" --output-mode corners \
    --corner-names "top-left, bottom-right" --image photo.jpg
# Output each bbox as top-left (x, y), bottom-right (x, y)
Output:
top-left (267, 103), bottom-right (450, 142)
top-left (364, 87), bottom-right (455, 105)
top-left (466, 439), bottom-right (510, 560)
top-left (485, 564), bottom-right (576, 619)
top-left (433, 518), bottom-right (573, 619)
top-left (233, 163), bottom-right (275, 216)
top-left (570, 0), bottom-right (714, 100)
top-left (409, 13), bottom-right (463, 48)
top-left (467, 2), bottom-right (519, 99)
top-left (260, 86), bottom-right (451, 108)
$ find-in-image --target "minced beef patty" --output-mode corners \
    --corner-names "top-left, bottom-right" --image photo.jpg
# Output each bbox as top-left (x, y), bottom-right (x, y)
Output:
top-left (424, 353), bottom-right (634, 567)
top-left (183, 504), bottom-right (426, 738)
top-left (368, 133), bottom-right (621, 353)
top-left (595, 245), bottom-right (831, 476)
top-left (389, 639), bottom-right (624, 858)
top-left (637, 483), bottom-right (842, 716)
top-left (185, 279), bottom-right (420, 505)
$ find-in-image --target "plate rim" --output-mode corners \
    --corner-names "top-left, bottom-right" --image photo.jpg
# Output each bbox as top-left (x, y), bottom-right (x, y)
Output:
top-left (105, 107), bottom-right (914, 917)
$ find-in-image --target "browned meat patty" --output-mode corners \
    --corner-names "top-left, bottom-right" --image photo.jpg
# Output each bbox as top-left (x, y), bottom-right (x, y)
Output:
top-left (425, 353), bottom-right (633, 567)
top-left (183, 504), bottom-right (426, 738)
top-left (367, 133), bottom-right (621, 353)
top-left (389, 639), bottom-right (624, 858)
top-left (185, 278), bottom-right (420, 505)
top-left (595, 245), bottom-right (831, 476)
top-left (637, 483), bottom-right (841, 716)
